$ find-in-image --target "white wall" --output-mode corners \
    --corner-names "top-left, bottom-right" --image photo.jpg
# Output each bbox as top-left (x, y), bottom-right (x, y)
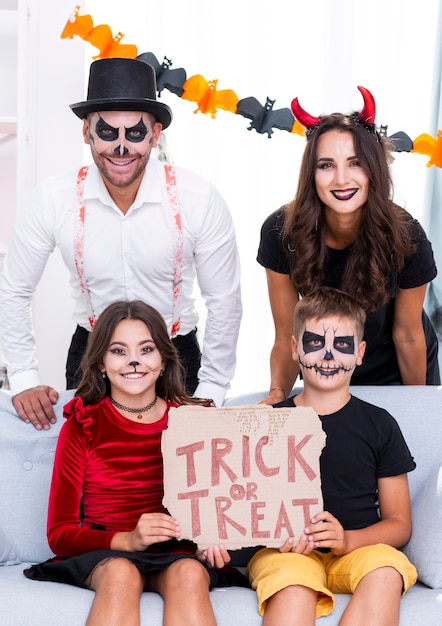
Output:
top-left (3, 0), bottom-right (440, 395)
top-left (0, 3), bottom-right (18, 262)
top-left (23, 2), bottom-right (85, 391)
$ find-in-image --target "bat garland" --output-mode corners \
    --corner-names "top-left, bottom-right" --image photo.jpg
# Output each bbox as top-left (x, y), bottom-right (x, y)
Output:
top-left (61, 5), bottom-right (137, 59)
top-left (61, 7), bottom-right (442, 166)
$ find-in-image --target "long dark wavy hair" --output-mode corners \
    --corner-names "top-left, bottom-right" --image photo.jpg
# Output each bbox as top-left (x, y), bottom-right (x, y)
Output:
top-left (282, 113), bottom-right (414, 312)
top-left (76, 300), bottom-right (195, 406)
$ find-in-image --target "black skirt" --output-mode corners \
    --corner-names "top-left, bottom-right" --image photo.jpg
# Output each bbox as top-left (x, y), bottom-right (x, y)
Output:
top-left (23, 539), bottom-right (220, 589)
top-left (23, 538), bottom-right (251, 590)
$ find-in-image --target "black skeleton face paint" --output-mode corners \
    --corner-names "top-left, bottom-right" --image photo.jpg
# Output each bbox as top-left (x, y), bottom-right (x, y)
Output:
top-left (298, 320), bottom-right (358, 379)
top-left (89, 116), bottom-right (151, 157)
top-left (95, 116), bottom-right (149, 144)
top-left (302, 330), bottom-right (355, 356)
top-left (84, 111), bottom-right (159, 190)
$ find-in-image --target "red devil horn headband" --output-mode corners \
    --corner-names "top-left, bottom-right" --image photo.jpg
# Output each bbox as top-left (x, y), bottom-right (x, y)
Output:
top-left (291, 86), bottom-right (376, 133)
top-left (356, 86), bottom-right (376, 126)
top-left (290, 97), bottom-right (320, 129)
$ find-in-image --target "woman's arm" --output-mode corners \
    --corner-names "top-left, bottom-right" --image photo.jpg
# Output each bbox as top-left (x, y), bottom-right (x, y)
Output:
top-left (392, 284), bottom-right (428, 384)
top-left (259, 269), bottom-right (300, 405)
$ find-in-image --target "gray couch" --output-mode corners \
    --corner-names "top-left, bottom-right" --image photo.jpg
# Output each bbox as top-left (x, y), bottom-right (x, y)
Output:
top-left (0, 386), bottom-right (441, 625)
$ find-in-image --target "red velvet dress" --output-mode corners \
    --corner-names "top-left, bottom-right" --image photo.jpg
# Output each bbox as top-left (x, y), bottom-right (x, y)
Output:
top-left (24, 395), bottom-right (217, 587)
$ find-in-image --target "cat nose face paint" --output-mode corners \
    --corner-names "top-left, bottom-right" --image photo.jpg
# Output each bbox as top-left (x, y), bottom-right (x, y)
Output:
top-left (298, 319), bottom-right (358, 379)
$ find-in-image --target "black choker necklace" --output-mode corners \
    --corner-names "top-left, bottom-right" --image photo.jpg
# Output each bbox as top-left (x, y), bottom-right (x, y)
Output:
top-left (110, 396), bottom-right (158, 420)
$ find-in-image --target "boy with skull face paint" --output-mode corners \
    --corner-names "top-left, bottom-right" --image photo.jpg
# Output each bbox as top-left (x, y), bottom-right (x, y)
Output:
top-left (247, 287), bottom-right (417, 626)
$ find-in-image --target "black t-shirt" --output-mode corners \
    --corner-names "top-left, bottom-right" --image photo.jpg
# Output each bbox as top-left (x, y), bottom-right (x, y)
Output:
top-left (258, 208), bottom-right (439, 384)
top-left (275, 395), bottom-right (416, 530)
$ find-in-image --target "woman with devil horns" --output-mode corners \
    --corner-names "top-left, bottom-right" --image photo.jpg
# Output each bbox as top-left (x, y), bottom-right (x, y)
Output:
top-left (258, 86), bottom-right (439, 404)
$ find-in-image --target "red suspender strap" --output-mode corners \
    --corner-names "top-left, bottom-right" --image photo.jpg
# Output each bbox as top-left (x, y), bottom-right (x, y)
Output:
top-left (74, 164), bottom-right (183, 336)
top-left (163, 163), bottom-right (183, 337)
top-left (74, 165), bottom-right (95, 329)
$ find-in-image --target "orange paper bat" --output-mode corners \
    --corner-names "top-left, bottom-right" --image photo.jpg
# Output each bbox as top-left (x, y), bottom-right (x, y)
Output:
top-left (291, 119), bottom-right (306, 137)
top-left (61, 6), bottom-right (137, 59)
top-left (181, 75), bottom-right (239, 118)
top-left (411, 130), bottom-right (442, 168)
top-left (60, 5), bottom-right (93, 39)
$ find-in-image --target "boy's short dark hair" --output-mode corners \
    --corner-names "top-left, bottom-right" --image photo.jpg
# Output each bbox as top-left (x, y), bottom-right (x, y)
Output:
top-left (294, 288), bottom-right (366, 340)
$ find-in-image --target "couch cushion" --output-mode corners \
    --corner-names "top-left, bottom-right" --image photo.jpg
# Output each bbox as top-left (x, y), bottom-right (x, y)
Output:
top-left (0, 390), bottom-right (75, 563)
top-left (0, 525), bottom-right (20, 566)
top-left (1, 564), bottom-right (441, 626)
top-left (0, 565), bottom-right (263, 626)
top-left (403, 464), bottom-right (442, 589)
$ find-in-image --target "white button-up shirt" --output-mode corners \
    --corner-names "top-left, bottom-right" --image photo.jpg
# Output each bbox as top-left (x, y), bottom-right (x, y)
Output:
top-left (0, 158), bottom-right (242, 406)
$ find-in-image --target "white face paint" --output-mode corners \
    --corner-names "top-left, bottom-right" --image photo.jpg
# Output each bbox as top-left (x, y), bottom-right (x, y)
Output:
top-left (83, 111), bottom-right (161, 192)
top-left (295, 315), bottom-right (365, 383)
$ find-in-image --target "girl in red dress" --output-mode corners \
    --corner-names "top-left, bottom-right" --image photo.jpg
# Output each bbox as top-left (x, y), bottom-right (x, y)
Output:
top-left (25, 300), bottom-right (231, 626)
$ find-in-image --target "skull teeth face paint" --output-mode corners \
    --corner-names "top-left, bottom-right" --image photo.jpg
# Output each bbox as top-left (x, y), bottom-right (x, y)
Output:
top-left (297, 317), bottom-right (360, 380)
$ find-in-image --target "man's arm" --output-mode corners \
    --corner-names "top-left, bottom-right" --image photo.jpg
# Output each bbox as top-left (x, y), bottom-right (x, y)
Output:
top-left (193, 185), bottom-right (242, 407)
top-left (0, 189), bottom-right (59, 427)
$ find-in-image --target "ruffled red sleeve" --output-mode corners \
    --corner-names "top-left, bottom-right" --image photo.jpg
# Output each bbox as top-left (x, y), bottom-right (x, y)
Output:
top-left (63, 395), bottom-right (93, 440)
top-left (47, 397), bottom-right (118, 556)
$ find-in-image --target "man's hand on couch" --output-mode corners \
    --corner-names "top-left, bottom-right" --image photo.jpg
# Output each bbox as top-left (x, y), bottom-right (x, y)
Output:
top-left (12, 386), bottom-right (59, 430)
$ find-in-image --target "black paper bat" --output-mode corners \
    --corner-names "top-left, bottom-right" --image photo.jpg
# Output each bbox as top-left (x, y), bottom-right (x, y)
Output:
top-left (387, 131), bottom-right (414, 152)
top-left (379, 126), bottom-right (413, 152)
top-left (236, 96), bottom-right (295, 138)
top-left (137, 51), bottom-right (187, 97)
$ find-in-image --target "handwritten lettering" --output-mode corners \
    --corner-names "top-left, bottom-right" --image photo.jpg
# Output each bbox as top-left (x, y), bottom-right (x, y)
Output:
top-left (178, 490), bottom-right (318, 541)
top-left (176, 435), bottom-right (317, 488)
top-left (176, 441), bottom-right (205, 487)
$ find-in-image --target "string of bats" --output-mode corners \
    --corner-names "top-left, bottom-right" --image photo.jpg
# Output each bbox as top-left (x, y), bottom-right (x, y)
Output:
top-left (61, 6), bottom-right (442, 166)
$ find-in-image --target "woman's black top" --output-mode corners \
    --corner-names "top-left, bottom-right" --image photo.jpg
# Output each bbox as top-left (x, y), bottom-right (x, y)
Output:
top-left (258, 208), bottom-right (440, 385)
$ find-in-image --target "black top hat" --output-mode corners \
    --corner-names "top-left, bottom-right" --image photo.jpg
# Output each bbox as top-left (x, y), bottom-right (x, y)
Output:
top-left (70, 58), bottom-right (172, 129)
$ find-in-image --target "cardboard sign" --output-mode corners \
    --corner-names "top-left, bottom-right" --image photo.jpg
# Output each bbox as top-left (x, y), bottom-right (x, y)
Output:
top-left (162, 404), bottom-right (326, 549)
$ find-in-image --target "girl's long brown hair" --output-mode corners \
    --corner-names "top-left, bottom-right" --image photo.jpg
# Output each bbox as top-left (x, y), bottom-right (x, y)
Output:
top-left (76, 300), bottom-right (195, 406)
top-left (282, 113), bottom-right (414, 312)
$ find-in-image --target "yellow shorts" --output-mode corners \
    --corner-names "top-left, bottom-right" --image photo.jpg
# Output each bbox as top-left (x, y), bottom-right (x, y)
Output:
top-left (247, 545), bottom-right (417, 618)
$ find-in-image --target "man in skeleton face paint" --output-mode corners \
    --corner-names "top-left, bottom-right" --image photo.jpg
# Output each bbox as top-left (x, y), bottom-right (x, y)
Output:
top-left (83, 111), bottom-right (161, 195)
top-left (0, 58), bottom-right (241, 429)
